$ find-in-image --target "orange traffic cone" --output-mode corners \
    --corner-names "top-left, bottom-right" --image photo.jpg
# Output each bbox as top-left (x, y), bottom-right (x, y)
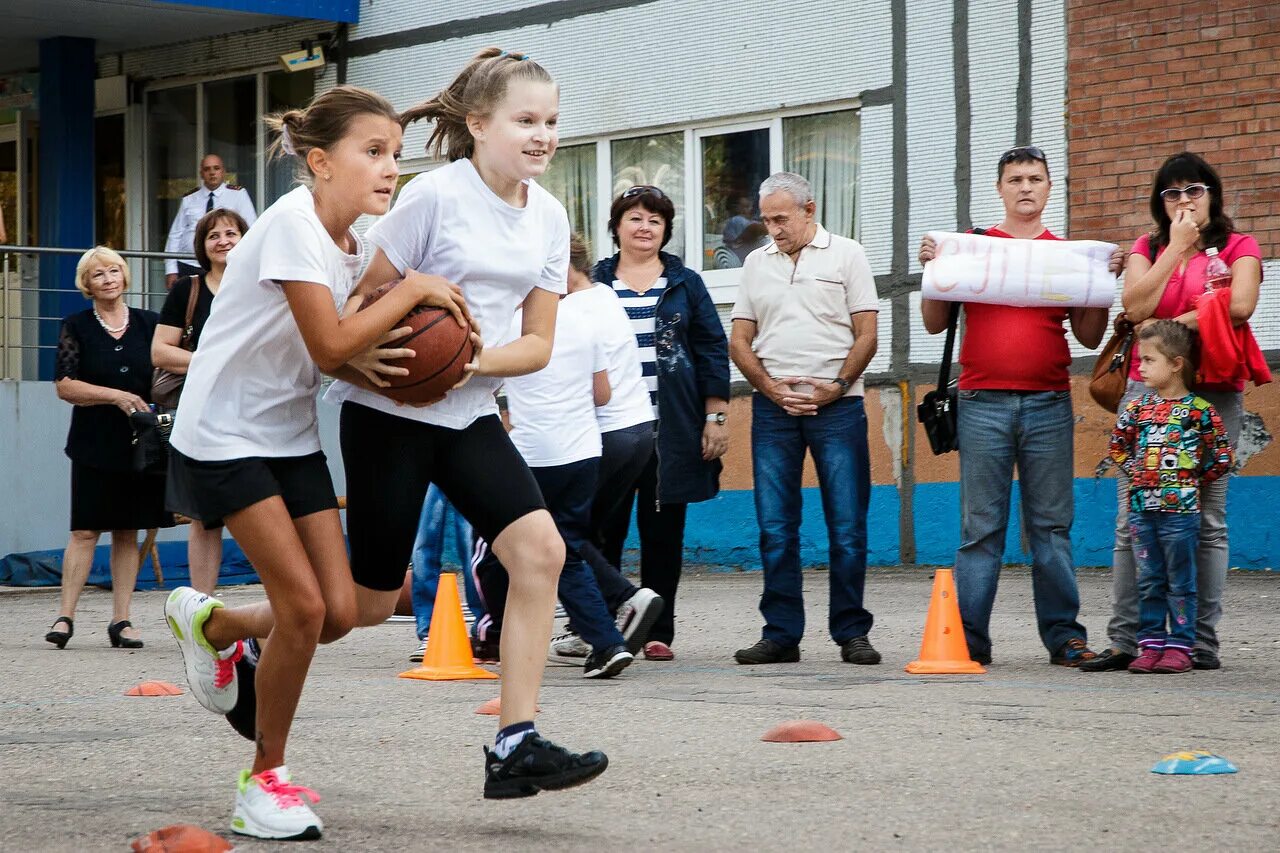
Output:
top-left (905, 568), bottom-right (986, 674)
top-left (399, 572), bottom-right (498, 681)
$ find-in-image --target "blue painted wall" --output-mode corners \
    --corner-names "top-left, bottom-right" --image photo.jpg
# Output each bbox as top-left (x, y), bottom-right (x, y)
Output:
top-left (649, 477), bottom-right (1279, 571)
top-left (168, 0), bottom-right (359, 23)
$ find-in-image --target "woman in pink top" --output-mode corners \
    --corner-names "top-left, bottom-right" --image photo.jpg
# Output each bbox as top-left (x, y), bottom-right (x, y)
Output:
top-left (1082, 152), bottom-right (1262, 673)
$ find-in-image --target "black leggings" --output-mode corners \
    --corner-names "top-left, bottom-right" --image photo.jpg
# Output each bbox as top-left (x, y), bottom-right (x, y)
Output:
top-left (340, 402), bottom-right (545, 592)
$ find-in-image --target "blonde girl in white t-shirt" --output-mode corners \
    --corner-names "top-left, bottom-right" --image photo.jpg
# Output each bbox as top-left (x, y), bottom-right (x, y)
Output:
top-left (325, 48), bottom-right (608, 799)
top-left (163, 86), bottom-right (468, 841)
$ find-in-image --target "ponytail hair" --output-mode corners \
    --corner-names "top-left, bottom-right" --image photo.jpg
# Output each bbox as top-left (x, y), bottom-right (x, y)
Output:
top-left (401, 47), bottom-right (555, 161)
top-left (265, 85), bottom-right (400, 183)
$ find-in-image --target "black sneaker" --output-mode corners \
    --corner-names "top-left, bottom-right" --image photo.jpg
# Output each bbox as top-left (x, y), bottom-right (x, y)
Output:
top-left (472, 635), bottom-right (500, 664)
top-left (225, 637), bottom-right (260, 741)
top-left (734, 639), bottom-right (800, 665)
top-left (970, 651), bottom-right (993, 666)
top-left (583, 643), bottom-right (632, 679)
top-left (1078, 648), bottom-right (1136, 672)
top-left (840, 635), bottom-right (882, 665)
top-left (482, 734), bottom-right (608, 799)
top-left (1192, 650), bottom-right (1222, 670)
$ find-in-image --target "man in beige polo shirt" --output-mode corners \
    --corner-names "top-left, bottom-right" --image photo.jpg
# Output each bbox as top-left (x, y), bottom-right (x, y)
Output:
top-left (729, 171), bottom-right (881, 666)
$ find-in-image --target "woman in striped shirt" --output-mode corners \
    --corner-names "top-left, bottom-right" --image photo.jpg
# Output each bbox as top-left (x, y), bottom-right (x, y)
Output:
top-left (590, 185), bottom-right (730, 660)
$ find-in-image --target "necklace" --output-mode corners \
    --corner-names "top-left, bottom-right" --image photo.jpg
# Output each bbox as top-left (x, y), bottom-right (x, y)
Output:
top-left (93, 305), bottom-right (129, 335)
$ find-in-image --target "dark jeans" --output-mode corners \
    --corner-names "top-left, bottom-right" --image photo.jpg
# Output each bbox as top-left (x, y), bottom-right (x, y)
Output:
top-left (1131, 510), bottom-right (1199, 651)
top-left (576, 421), bottom-right (654, 611)
top-left (473, 458), bottom-right (625, 650)
top-left (752, 394), bottom-right (873, 647)
top-left (602, 443), bottom-right (687, 645)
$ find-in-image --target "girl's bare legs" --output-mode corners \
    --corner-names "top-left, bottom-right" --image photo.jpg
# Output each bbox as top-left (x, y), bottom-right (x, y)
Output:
top-left (108, 530), bottom-right (142, 639)
top-left (490, 510), bottom-right (564, 727)
top-left (54, 529), bottom-right (99, 623)
top-left (188, 524), bottom-right (225, 595)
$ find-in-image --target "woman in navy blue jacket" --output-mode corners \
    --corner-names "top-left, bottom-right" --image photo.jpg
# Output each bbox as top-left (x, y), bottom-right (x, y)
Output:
top-left (591, 186), bottom-right (730, 660)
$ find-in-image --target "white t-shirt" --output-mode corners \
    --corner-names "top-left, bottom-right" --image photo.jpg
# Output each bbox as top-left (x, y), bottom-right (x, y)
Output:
top-left (503, 291), bottom-right (607, 467)
top-left (576, 283), bottom-right (654, 433)
top-left (171, 185), bottom-right (362, 460)
top-left (325, 158), bottom-right (571, 430)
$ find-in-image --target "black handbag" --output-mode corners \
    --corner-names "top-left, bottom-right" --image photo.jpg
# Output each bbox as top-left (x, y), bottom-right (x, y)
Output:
top-left (129, 408), bottom-right (174, 475)
top-left (917, 302), bottom-right (961, 455)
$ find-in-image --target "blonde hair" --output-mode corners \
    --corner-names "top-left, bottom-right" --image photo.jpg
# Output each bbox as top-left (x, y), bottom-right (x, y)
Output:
top-left (75, 246), bottom-right (130, 297)
top-left (568, 233), bottom-right (592, 276)
top-left (401, 47), bottom-right (555, 161)
top-left (265, 85), bottom-right (400, 183)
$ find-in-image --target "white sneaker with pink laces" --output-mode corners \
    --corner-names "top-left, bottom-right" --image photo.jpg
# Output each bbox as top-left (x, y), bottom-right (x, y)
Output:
top-left (232, 766), bottom-right (323, 840)
top-left (164, 586), bottom-right (243, 714)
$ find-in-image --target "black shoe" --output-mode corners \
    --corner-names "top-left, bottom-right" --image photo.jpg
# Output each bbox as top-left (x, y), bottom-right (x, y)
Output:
top-left (107, 620), bottom-right (143, 649)
top-left (472, 636), bottom-right (500, 664)
top-left (483, 733), bottom-right (608, 799)
top-left (45, 616), bottom-right (74, 649)
top-left (840, 635), bottom-right (882, 665)
top-left (734, 639), bottom-right (800, 665)
top-left (1078, 648), bottom-right (1135, 672)
top-left (1192, 650), bottom-right (1222, 670)
top-left (583, 644), bottom-right (633, 679)
top-left (970, 651), bottom-right (992, 666)
top-left (226, 637), bottom-right (260, 741)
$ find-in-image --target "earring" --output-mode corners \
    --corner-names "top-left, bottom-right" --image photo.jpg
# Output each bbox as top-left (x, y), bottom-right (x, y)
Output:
top-left (324, 173), bottom-right (332, 181)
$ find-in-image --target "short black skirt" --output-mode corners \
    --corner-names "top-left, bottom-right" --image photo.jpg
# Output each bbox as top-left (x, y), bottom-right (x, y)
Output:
top-left (70, 461), bottom-right (174, 532)
top-left (166, 448), bottom-right (339, 530)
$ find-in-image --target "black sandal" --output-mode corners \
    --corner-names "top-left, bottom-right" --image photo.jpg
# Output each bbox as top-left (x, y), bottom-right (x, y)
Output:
top-left (108, 620), bottom-right (143, 649)
top-left (45, 616), bottom-right (74, 649)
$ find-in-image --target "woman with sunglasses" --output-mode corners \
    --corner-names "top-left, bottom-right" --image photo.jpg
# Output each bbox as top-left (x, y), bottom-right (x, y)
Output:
top-left (1082, 152), bottom-right (1263, 674)
top-left (590, 185), bottom-right (730, 661)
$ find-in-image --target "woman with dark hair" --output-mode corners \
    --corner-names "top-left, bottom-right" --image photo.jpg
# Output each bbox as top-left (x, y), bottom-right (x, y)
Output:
top-left (152, 207), bottom-right (248, 593)
top-left (591, 185), bottom-right (731, 661)
top-left (1083, 152), bottom-right (1263, 673)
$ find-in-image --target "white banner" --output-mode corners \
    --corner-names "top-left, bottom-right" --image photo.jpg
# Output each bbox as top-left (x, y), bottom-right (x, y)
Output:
top-left (921, 231), bottom-right (1118, 308)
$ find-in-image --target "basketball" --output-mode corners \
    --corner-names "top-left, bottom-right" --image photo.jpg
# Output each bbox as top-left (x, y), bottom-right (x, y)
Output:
top-left (359, 279), bottom-right (474, 404)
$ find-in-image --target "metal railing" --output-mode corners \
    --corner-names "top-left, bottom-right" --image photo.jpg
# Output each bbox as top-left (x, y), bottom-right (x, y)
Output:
top-left (1, 244), bottom-right (189, 380)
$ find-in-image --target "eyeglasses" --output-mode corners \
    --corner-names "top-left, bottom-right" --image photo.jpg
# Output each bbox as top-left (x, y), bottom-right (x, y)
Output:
top-left (998, 145), bottom-right (1047, 165)
top-left (620, 184), bottom-right (666, 200)
top-left (1159, 183), bottom-right (1210, 202)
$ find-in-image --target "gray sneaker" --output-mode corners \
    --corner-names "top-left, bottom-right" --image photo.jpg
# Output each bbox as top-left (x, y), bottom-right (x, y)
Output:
top-left (547, 631), bottom-right (590, 664)
top-left (615, 588), bottom-right (663, 654)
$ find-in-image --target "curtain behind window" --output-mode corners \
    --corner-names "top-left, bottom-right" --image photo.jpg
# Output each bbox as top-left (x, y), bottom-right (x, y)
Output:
top-left (783, 111), bottom-right (859, 240)
top-left (539, 143), bottom-right (596, 242)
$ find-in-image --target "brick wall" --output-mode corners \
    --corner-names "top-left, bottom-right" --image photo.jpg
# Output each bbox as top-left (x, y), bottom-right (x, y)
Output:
top-left (1066, 2), bottom-right (1280, 255)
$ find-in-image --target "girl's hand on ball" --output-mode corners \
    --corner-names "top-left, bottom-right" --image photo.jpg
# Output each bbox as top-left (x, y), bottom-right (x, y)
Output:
top-left (348, 326), bottom-right (414, 388)
top-left (404, 270), bottom-right (474, 330)
top-left (452, 331), bottom-right (486, 389)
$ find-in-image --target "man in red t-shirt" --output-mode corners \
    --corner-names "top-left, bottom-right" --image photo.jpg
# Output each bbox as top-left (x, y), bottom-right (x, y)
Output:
top-left (918, 146), bottom-right (1123, 667)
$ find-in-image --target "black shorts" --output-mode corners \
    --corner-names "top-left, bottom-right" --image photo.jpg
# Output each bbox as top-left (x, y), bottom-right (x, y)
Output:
top-left (166, 448), bottom-right (339, 530)
top-left (340, 402), bottom-right (546, 592)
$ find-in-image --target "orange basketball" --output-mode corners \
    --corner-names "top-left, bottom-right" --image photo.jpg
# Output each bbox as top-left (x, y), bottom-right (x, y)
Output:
top-left (359, 279), bottom-right (474, 404)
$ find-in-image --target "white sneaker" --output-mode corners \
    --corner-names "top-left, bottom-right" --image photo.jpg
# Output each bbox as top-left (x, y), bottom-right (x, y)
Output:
top-left (232, 766), bottom-right (323, 840)
top-left (548, 630), bottom-right (591, 664)
top-left (165, 586), bottom-right (242, 714)
top-left (409, 638), bottom-right (427, 663)
top-left (616, 588), bottom-right (664, 655)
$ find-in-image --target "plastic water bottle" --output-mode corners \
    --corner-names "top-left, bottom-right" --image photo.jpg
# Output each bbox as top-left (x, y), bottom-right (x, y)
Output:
top-left (1204, 247), bottom-right (1232, 292)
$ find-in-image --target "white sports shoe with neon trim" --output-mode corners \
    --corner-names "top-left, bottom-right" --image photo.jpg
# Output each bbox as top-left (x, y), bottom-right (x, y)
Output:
top-left (165, 586), bottom-right (242, 714)
top-left (232, 766), bottom-right (323, 840)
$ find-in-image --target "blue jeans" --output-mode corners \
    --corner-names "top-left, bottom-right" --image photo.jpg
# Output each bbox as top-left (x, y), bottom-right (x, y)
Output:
top-left (752, 394), bottom-right (873, 647)
top-left (1130, 510), bottom-right (1199, 651)
top-left (954, 390), bottom-right (1086, 658)
top-left (411, 484), bottom-right (482, 640)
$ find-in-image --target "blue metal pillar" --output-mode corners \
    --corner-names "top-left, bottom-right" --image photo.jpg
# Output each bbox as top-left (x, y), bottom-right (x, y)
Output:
top-left (37, 37), bottom-right (96, 379)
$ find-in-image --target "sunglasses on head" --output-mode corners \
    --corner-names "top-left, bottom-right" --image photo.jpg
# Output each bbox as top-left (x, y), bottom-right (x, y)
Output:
top-left (1159, 183), bottom-right (1210, 202)
top-left (998, 145), bottom-right (1047, 165)
top-left (620, 184), bottom-right (666, 200)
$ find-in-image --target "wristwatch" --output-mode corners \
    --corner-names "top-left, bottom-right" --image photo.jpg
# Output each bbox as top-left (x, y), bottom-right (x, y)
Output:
top-left (832, 378), bottom-right (851, 393)
top-left (705, 412), bottom-right (727, 425)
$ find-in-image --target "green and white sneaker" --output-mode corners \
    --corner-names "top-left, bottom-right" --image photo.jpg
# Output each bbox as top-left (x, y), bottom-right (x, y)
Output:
top-left (232, 767), bottom-right (322, 840)
top-left (165, 586), bottom-right (242, 714)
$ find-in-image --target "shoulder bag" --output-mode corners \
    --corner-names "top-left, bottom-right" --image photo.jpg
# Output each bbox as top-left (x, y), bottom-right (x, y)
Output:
top-left (1088, 313), bottom-right (1136, 413)
top-left (917, 302), bottom-right (961, 455)
top-left (151, 275), bottom-right (201, 409)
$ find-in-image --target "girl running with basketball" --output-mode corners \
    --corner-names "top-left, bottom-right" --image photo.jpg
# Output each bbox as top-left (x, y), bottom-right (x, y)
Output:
top-left (162, 86), bottom-right (466, 840)
top-left (324, 48), bottom-right (608, 799)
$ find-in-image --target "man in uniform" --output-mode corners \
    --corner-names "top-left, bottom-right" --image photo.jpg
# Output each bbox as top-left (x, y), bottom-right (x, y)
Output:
top-left (164, 154), bottom-right (257, 287)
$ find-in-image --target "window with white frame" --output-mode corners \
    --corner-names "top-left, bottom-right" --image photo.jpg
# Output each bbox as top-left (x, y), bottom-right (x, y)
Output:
top-left (536, 107), bottom-right (859, 280)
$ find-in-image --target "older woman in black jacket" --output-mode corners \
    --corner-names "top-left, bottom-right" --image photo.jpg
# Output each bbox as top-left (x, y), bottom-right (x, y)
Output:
top-left (592, 185), bottom-right (731, 660)
top-left (45, 247), bottom-right (172, 649)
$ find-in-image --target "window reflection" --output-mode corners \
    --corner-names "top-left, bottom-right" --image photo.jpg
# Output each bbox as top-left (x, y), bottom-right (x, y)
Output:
top-left (539, 143), bottom-right (596, 241)
top-left (612, 133), bottom-right (684, 258)
top-left (701, 129), bottom-right (769, 270)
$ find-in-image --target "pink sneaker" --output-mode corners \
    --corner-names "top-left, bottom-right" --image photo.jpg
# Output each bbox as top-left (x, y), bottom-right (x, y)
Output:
top-left (1128, 647), bottom-right (1163, 673)
top-left (1153, 647), bottom-right (1193, 673)
top-left (643, 640), bottom-right (674, 661)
